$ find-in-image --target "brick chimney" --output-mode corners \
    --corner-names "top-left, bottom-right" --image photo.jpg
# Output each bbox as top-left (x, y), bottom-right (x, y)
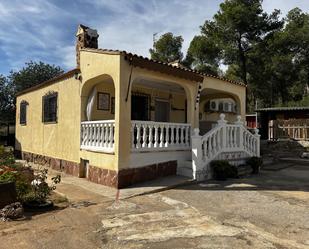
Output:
top-left (76, 24), bottom-right (99, 68)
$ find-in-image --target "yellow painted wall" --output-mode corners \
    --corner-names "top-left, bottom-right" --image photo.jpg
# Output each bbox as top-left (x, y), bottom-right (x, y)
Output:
top-left (15, 76), bottom-right (81, 163)
top-left (90, 82), bottom-right (115, 121)
top-left (79, 50), bottom-right (120, 170)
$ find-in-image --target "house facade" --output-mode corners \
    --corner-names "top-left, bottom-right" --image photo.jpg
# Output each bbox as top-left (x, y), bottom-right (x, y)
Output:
top-left (15, 25), bottom-right (257, 188)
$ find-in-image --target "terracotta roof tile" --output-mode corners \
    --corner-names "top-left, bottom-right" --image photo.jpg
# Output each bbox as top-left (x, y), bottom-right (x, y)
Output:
top-left (81, 48), bottom-right (246, 87)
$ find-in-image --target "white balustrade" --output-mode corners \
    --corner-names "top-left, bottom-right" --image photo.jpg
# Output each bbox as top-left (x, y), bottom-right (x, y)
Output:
top-left (131, 121), bottom-right (191, 152)
top-left (81, 120), bottom-right (115, 153)
top-left (192, 114), bottom-right (260, 180)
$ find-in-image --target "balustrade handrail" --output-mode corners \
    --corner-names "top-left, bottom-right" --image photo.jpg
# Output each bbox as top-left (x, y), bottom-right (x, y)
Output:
top-left (81, 120), bottom-right (115, 124)
top-left (192, 114), bottom-right (260, 180)
top-left (131, 120), bottom-right (191, 152)
top-left (132, 120), bottom-right (191, 126)
top-left (80, 120), bottom-right (115, 153)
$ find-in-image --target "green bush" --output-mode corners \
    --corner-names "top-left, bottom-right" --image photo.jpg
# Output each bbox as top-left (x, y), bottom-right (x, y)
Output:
top-left (210, 160), bottom-right (238, 181)
top-left (246, 157), bottom-right (263, 174)
top-left (0, 171), bottom-right (32, 201)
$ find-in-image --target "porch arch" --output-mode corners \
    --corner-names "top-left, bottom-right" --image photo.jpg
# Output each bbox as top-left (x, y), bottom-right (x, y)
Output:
top-left (81, 74), bottom-right (115, 121)
top-left (199, 88), bottom-right (242, 134)
top-left (129, 75), bottom-right (194, 124)
top-left (80, 74), bottom-right (116, 153)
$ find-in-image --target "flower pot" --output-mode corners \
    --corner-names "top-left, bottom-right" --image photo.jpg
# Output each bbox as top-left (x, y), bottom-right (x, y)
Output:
top-left (0, 181), bottom-right (17, 209)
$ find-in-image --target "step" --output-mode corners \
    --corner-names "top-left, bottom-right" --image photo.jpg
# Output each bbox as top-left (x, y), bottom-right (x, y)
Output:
top-left (177, 160), bottom-right (193, 179)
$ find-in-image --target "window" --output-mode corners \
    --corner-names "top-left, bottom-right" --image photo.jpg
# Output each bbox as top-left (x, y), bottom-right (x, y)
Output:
top-left (20, 101), bottom-right (28, 125)
top-left (42, 92), bottom-right (58, 123)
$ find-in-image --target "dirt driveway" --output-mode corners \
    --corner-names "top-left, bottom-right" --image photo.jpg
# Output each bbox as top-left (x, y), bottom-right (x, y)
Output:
top-left (1, 164), bottom-right (309, 249)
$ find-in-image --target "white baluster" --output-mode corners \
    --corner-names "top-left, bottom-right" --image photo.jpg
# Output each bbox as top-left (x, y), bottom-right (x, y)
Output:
top-left (94, 124), bottom-right (98, 146)
top-left (186, 126), bottom-right (190, 146)
top-left (109, 123), bottom-right (114, 148)
top-left (180, 126), bottom-right (184, 146)
top-left (100, 123), bottom-right (104, 147)
top-left (159, 125), bottom-right (164, 147)
top-left (213, 133), bottom-right (217, 153)
top-left (170, 125), bottom-right (175, 146)
top-left (165, 125), bottom-right (170, 147)
top-left (136, 124), bottom-right (141, 149)
top-left (131, 123), bottom-right (135, 149)
top-left (148, 124), bottom-right (153, 148)
top-left (104, 123), bottom-right (109, 147)
top-left (154, 125), bottom-right (159, 148)
top-left (175, 125), bottom-right (179, 146)
top-left (142, 124), bottom-right (147, 148)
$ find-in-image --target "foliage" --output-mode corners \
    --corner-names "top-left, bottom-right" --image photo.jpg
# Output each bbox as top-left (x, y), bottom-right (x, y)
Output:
top-left (0, 75), bottom-right (15, 122)
top-left (0, 61), bottom-right (63, 123)
top-left (185, 35), bottom-right (221, 75)
top-left (246, 156), bottom-right (263, 174)
top-left (149, 32), bottom-right (184, 63)
top-left (0, 150), bottom-right (61, 203)
top-left (8, 61), bottom-right (64, 94)
top-left (24, 168), bottom-right (61, 204)
top-left (210, 160), bottom-right (238, 180)
top-left (199, 0), bottom-right (283, 86)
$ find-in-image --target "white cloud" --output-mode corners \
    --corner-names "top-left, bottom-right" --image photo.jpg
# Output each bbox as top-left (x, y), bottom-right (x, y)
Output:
top-left (0, 0), bottom-right (308, 75)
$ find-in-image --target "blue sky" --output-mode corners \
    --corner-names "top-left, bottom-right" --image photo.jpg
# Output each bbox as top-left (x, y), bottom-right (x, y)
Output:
top-left (0, 0), bottom-right (308, 76)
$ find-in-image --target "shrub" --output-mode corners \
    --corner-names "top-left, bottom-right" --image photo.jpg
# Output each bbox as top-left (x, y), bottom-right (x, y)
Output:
top-left (0, 171), bottom-right (32, 201)
top-left (246, 157), bottom-right (263, 174)
top-left (24, 168), bottom-right (61, 204)
top-left (210, 160), bottom-right (238, 181)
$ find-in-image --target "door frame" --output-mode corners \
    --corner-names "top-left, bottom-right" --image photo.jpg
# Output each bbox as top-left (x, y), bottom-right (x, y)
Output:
top-left (155, 98), bottom-right (170, 122)
top-left (131, 92), bottom-right (151, 121)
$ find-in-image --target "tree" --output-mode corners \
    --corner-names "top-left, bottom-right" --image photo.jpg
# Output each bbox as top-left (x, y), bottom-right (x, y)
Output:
top-left (149, 32), bottom-right (184, 63)
top-left (248, 8), bottom-right (309, 107)
top-left (185, 35), bottom-right (221, 75)
top-left (8, 61), bottom-right (64, 94)
top-left (201, 0), bottom-right (282, 85)
top-left (1, 61), bottom-right (64, 122)
top-left (0, 75), bottom-right (15, 122)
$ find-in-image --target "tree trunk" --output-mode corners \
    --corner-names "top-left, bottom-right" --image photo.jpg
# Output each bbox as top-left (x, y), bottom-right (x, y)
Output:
top-left (238, 39), bottom-right (248, 85)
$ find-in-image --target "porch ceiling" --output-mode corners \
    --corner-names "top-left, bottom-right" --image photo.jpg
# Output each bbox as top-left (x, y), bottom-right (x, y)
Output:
top-left (134, 78), bottom-right (185, 94)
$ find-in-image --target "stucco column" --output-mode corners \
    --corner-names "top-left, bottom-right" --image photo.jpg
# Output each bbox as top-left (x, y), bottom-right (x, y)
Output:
top-left (115, 61), bottom-right (132, 170)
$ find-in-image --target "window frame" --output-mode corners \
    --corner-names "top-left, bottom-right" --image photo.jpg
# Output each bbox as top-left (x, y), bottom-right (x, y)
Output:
top-left (42, 92), bottom-right (58, 124)
top-left (20, 101), bottom-right (28, 125)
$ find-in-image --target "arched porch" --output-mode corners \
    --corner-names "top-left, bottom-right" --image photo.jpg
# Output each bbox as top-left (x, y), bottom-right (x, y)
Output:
top-left (130, 76), bottom-right (193, 151)
top-left (199, 88), bottom-right (242, 135)
top-left (80, 74), bottom-right (116, 153)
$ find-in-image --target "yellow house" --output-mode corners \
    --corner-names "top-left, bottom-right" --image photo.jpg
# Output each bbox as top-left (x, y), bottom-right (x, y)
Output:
top-left (15, 25), bottom-right (259, 188)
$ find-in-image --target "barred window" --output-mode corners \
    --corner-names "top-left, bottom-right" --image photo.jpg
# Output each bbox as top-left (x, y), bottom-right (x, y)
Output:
top-left (20, 101), bottom-right (28, 125)
top-left (42, 92), bottom-right (58, 123)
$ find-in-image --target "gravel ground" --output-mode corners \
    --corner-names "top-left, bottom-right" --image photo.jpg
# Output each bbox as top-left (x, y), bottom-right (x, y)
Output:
top-left (1, 163), bottom-right (309, 249)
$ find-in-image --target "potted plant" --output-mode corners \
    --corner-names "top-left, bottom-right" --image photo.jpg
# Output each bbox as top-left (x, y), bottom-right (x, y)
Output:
top-left (246, 157), bottom-right (263, 174)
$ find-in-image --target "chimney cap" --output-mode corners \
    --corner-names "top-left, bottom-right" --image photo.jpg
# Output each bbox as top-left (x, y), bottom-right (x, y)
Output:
top-left (76, 24), bottom-right (99, 38)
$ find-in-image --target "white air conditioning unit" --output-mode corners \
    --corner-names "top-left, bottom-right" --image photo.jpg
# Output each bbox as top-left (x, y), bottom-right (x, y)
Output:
top-left (223, 102), bottom-right (229, 112)
top-left (209, 100), bottom-right (217, 111)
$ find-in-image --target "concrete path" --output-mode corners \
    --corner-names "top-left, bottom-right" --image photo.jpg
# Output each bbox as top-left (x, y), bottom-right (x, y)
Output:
top-left (46, 166), bottom-right (192, 200)
top-left (1, 162), bottom-right (308, 248)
